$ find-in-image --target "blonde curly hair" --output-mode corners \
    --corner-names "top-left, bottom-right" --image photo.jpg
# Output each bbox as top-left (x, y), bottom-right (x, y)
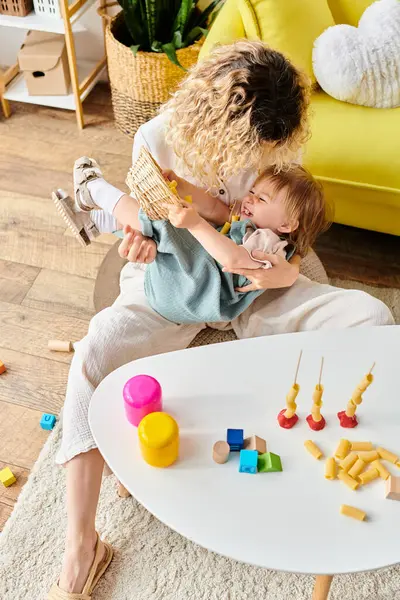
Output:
top-left (162, 40), bottom-right (311, 188)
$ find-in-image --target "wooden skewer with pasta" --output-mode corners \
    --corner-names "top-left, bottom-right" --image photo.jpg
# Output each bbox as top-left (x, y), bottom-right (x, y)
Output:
top-left (337, 363), bottom-right (375, 428)
top-left (306, 357), bottom-right (326, 431)
top-left (277, 351), bottom-right (302, 429)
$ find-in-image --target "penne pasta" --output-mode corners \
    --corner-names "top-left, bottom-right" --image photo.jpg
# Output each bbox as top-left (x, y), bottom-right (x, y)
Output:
top-left (304, 440), bottom-right (323, 460)
top-left (338, 470), bottom-right (359, 491)
top-left (359, 468), bottom-right (379, 485)
top-left (335, 439), bottom-right (351, 460)
top-left (351, 442), bottom-right (373, 451)
top-left (340, 504), bottom-right (366, 521)
top-left (340, 452), bottom-right (358, 473)
top-left (325, 457), bottom-right (337, 480)
top-left (377, 447), bottom-right (398, 464)
top-left (348, 458), bottom-right (366, 479)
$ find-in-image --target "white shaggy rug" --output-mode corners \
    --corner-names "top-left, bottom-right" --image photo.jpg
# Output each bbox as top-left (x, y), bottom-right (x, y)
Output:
top-left (0, 280), bottom-right (399, 600)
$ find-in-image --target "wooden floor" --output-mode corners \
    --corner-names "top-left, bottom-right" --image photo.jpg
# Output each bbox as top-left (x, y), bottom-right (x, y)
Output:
top-left (0, 83), bottom-right (398, 531)
top-left (0, 84), bottom-right (132, 530)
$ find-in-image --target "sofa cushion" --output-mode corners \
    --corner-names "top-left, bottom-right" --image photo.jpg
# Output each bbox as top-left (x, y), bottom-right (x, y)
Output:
top-left (199, 0), bottom-right (246, 56)
top-left (305, 91), bottom-right (400, 234)
top-left (327, 0), bottom-right (374, 25)
top-left (313, 0), bottom-right (400, 109)
top-left (238, 0), bottom-right (335, 80)
top-left (200, 0), bottom-right (334, 81)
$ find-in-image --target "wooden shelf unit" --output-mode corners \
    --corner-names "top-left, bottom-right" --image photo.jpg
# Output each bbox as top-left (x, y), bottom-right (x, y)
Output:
top-left (0, 0), bottom-right (108, 129)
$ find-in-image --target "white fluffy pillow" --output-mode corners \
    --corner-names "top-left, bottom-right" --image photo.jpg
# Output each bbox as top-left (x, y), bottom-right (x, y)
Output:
top-left (313, 0), bottom-right (400, 108)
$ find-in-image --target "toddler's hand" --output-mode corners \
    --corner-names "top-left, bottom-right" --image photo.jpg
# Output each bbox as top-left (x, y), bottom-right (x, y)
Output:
top-left (167, 203), bottom-right (201, 229)
top-left (118, 225), bottom-right (157, 264)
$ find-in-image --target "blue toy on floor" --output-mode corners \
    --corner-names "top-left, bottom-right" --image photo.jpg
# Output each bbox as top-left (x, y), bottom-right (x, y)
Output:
top-left (40, 413), bottom-right (56, 430)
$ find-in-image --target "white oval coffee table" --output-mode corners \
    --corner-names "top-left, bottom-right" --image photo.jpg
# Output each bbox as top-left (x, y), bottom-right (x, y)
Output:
top-left (89, 325), bottom-right (400, 600)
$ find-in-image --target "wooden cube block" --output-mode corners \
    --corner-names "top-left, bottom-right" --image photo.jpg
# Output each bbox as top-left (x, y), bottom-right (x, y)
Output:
top-left (0, 467), bottom-right (16, 487)
top-left (0, 360), bottom-right (6, 375)
top-left (385, 476), bottom-right (400, 501)
top-left (244, 435), bottom-right (267, 454)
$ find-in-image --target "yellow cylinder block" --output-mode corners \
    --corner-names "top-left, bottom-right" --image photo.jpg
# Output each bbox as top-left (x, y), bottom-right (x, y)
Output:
top-left (138, 412), bottom-right (179, 468)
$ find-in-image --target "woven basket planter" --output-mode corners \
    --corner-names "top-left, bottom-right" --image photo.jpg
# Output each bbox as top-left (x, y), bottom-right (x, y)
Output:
top-left (105, 13), bottom-right (202, 138)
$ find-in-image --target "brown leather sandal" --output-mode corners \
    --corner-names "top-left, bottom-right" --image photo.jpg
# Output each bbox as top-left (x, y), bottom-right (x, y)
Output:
top-left (47, 532), bottom-right (114, 599)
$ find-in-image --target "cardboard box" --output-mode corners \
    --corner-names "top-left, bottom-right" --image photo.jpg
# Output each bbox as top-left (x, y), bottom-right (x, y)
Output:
top-left (18, 31), bottom-right (71, 96)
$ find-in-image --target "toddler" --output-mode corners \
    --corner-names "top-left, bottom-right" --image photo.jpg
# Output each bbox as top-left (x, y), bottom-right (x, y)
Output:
top-left (54, 161), bottom-right (328, 324)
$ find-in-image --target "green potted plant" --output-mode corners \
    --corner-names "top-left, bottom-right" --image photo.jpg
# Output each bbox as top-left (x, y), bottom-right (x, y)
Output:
top-left (103, 0), bottom-right (222, 137)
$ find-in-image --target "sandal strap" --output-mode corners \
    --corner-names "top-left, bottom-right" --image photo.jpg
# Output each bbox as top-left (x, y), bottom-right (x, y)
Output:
top-left (48, 582), bottom-right (91, 600)
top-left (81, 533), bottom-right (105, 595)
top-left (75, 167), bottom-right (102, 186)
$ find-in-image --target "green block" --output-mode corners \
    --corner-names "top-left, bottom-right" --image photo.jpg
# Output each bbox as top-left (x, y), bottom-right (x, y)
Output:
top-left (258, 452), bottom-right (282, 473)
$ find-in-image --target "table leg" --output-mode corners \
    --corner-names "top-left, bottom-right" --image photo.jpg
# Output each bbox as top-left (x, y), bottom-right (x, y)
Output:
top-left (312, 575), bottom-right (333, 600)
top-left (118, 482), bottom-right (131, 498)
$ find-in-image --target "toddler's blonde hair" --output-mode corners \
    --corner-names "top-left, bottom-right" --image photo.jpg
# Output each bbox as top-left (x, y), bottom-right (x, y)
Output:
top-left (256, 165), bottom-right (332, 257)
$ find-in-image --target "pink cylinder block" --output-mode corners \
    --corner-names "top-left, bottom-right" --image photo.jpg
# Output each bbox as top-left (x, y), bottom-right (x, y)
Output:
top-left (123, 375), bottom-right (162, 426)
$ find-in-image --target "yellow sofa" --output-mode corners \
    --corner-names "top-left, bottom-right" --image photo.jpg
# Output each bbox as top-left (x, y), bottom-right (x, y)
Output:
top-left (200, 0), bottom-right (400, 236)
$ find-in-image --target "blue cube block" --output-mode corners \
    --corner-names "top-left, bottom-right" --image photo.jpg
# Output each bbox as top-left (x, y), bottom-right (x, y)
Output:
top-left (227, 428), bottom-right (244, 451)
top-left (239, 449), bottom-right (258, 474)
top-left (40, 413), bottom-right (56, 430)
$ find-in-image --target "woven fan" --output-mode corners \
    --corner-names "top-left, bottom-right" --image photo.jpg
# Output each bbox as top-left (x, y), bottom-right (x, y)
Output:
top-left (125, 147), bottom-right (183, 220)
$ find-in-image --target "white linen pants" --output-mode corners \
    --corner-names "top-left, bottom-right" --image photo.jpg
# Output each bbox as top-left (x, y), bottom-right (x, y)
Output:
top-left (56, 264), bottom-right (394, 465)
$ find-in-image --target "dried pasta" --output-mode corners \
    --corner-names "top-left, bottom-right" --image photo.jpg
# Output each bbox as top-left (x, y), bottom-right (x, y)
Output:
top-left (351, 442), bottom-right (373, 451)
top-left (335, 439), bottom-right (350, 460)
top-left (325, 457), bottom-right (337, 480)
top-left (304, 440), bottom-right (323, 460)
top-left (377, 447), bottom-right (398, 464)
top-left (348, 458), bottom-right (366, 479)
top-left (340, 504), bottom-right (366, 521)
top-left (340, 452), bottom-right (358, 473)
top-left (284, 384), bottom-right (300, 419)
top-left (359, 468), bottom-right (379, 485)
top-left (371, 460), bottom-right (390, 481)
top-left (338, 470), bottom-right (359, 491)
top-left (220, 222), bottom-right (231, 235)
top-left (356, 450), bottom-right (379, 463)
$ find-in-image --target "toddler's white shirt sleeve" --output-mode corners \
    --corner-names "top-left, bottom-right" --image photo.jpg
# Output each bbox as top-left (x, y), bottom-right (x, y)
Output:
top-left (241, 228), bottom-right (288, 269)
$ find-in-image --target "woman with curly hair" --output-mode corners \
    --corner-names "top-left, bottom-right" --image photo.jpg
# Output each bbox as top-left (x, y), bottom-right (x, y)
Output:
top-left (49, 41), bottom-right (393, 598)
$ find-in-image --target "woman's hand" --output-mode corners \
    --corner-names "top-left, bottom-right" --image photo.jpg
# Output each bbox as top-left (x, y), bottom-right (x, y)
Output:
top-left (223, 252), bottom-right (301, 292)
top-left (167, 203), bottom-right (202, 229)
top-left (118, 224), bottom-right (157, 264)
